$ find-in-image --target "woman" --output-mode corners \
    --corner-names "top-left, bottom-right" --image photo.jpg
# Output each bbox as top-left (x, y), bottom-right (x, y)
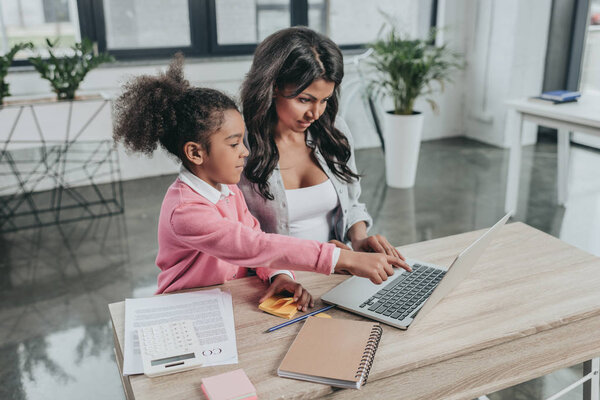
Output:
top-left (239, 26), bottom-right (404, 263)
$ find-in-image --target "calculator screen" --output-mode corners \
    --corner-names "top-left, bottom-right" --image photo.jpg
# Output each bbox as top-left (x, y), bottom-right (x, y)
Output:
top-left (151, 353), bottom-right (195, 366)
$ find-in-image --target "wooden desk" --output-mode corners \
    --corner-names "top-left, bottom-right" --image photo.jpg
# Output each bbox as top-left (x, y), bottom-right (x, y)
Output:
top-left (504, 95), bottom-right (600, 214)
top-left (109, 222), bottom-right (600, 399)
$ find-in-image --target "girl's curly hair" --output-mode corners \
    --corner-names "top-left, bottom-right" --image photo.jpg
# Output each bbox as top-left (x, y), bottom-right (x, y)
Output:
top-left (113, 53), bottom-right (238, 162)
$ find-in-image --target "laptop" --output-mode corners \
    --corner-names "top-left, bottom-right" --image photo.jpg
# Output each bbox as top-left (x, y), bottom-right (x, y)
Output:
top-left (321, 213), bottom-right (511, 329)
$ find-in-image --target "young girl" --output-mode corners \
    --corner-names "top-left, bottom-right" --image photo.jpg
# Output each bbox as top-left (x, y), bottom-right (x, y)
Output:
top-left (113, 55), bottom-right (409, 310)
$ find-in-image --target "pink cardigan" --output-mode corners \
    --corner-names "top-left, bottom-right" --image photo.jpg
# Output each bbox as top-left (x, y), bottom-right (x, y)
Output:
top-left (155, 179), bottom-right (336, 293)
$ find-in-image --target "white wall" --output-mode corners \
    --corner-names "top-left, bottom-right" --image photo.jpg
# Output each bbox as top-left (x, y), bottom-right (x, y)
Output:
top-left (420, 0), bottom-right (469, 141)
top-left (582, 28), bottom-right (600, 94)
top-left (573, 27), bottom-right (600, 149)
top-left (462, 0), bottom-right (552, 148)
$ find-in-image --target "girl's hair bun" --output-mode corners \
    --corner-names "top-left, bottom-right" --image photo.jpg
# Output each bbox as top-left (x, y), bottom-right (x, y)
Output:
top-left (113, 52), bottom-right (238, 161)
top-left (113, 53), bottom-right (189, 155)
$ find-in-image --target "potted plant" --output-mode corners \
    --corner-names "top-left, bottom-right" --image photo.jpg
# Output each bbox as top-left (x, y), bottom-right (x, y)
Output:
top-left (1, 42), bottom-right (33, 105)
top-left (29, 38), bottom-right (114, 101)
top-left (369, 28), bottom-right (462, 188)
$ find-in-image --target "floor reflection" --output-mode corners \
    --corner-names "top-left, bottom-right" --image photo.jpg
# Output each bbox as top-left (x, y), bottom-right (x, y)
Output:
top-left (0, 212), bottom-right (132, 400)
top-left (359, 138), bottom-right (512, 247)
top-left (557, 146), bottom-right (600, 256)
top-left (358, 136), bottom-right (600, 258)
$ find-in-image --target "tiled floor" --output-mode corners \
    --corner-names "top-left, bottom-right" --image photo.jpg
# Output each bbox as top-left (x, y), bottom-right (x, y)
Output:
top-left (1, 135), bottom-right (599, 399)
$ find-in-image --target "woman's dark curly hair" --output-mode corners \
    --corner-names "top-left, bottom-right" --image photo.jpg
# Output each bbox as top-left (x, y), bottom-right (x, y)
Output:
top-left (241, 26), bottom-right (359, 200)
top-left (113, 53), bottom-right (238, 163)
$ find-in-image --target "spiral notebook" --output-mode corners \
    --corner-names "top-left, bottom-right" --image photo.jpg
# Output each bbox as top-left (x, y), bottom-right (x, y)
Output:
top-left (277, 317), bottom-right (382, 389)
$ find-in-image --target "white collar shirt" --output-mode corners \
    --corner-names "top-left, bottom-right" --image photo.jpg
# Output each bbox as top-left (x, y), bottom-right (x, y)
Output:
top-left (178, 165), bottom-right (235, 205)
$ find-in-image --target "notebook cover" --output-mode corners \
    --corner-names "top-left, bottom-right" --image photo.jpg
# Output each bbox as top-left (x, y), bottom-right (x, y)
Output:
top-left (529, 96), bottom-right (579, 105)
top-left (278, 317), bottom-right (379, 384)
top-left (540, 90), bottom-right (580, 101)
top-left (201, 369), bottom-right (257, 400)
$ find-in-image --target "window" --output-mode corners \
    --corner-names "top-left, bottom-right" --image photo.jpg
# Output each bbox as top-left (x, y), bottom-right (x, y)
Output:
top-left (215, 0), bottom-right (290, 45)
top-left (307, 0), bottom-right (418, 46)
top-left (1, 0), bottom-right (436, 62)
top-left (0, 0), bottom-right (80, 60)
top-left (43, 0), bottom-right (71, 23)
top-left (82, 0), bottom-right (432, 59)
top-left (103, 0), bottom-right (191, 49)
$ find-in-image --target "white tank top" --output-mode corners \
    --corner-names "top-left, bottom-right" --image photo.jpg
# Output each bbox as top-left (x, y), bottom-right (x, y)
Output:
top-left (285, 179), bottom-right (339, 242)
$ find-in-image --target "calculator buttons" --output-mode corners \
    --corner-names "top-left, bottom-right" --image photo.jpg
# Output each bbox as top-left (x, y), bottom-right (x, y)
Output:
top-left (137, 320), bottom-right (203, 377)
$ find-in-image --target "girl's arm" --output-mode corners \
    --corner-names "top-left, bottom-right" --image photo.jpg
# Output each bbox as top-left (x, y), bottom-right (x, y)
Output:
top-left (238, 190), bottom-right (296, 282)
top-left (170, 202), bottom-right (335, 275)
top-left (170, 202), bottom-right (408, 283)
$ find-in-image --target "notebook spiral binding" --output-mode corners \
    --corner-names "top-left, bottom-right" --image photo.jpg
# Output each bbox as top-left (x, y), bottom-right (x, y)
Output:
top-left (354, 324), bottom-right (383, 385)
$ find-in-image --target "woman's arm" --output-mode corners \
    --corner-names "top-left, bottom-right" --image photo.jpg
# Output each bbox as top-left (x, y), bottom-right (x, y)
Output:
top-left (336, 117), bottom-right (373, 243)
top-left (348, 221), bottom-right (404, 259)
top-left (347, 220), bottom-right (368, 244)
top-left (337, 118), bottom-right (404, 259)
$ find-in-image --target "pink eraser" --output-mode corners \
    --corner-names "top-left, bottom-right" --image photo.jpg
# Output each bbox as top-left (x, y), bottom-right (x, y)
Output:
top-left (201, 369), bottom-right (257, 400)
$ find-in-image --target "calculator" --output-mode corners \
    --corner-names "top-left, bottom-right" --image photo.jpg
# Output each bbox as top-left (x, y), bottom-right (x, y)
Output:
top-left (137, 320), bottom-right (203, 377)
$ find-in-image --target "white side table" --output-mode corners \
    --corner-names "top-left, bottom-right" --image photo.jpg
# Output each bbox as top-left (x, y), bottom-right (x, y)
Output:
top-left (504, 95), bottom-right (600, 213)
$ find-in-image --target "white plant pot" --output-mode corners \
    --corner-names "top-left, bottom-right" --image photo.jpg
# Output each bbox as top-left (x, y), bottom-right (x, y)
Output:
top-left (383, 111), bottom-right (424, 188)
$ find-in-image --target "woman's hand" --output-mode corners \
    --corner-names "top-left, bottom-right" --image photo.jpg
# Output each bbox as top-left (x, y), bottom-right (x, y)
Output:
top-left (335, 249), bottom-right (411, 284)
top-left (259, 274), bottom-right (314, 312)
top-left (352, 234), bottom-right (406, 260)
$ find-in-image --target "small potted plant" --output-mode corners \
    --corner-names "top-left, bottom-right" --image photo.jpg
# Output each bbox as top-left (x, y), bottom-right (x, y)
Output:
top-left (1, 42), bottom-right (33, 105)
top-left (369, 28), bottom-right (462, 188)
top-left (29, 38), bottom-right (114, 101)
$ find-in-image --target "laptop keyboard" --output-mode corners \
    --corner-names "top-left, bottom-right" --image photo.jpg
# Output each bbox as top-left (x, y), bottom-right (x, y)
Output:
top-left (359, 264), bottom-right (446, 321)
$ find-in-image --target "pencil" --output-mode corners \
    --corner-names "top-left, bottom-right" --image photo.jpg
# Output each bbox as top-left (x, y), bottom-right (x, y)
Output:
top-left (265, 304), bottom-right (336, 333)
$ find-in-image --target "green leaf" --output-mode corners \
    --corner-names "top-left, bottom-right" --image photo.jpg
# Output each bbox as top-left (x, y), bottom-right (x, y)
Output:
top-left (1, 42), bottom-right (34, 103)
top-left (27, 37), bottom-right (115, 100)
top-left (426, 98), bottom-right (439, 114)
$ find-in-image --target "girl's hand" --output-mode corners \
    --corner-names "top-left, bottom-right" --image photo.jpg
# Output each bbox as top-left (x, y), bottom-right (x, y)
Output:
top-left (259, 274), bottom-right (314, 312)
top-left (335, 249), bottom-right (411, 285)
top-left (352, 234), bottom-right (406, 260)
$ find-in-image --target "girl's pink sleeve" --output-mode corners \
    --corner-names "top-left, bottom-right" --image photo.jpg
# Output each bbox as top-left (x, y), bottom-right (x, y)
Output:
top-left (170, 203), bottom-right (334, 275)
top-left (237, 190), bottom-right (296, 282)
top-left (239, 193), bottom-right (261, 230)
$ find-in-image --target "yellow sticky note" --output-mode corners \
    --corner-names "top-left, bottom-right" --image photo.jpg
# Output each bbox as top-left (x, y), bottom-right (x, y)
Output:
top-left (259, 295), bottom-right (299, 319)
top-left (314, 313), bottom-right (332, 318)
